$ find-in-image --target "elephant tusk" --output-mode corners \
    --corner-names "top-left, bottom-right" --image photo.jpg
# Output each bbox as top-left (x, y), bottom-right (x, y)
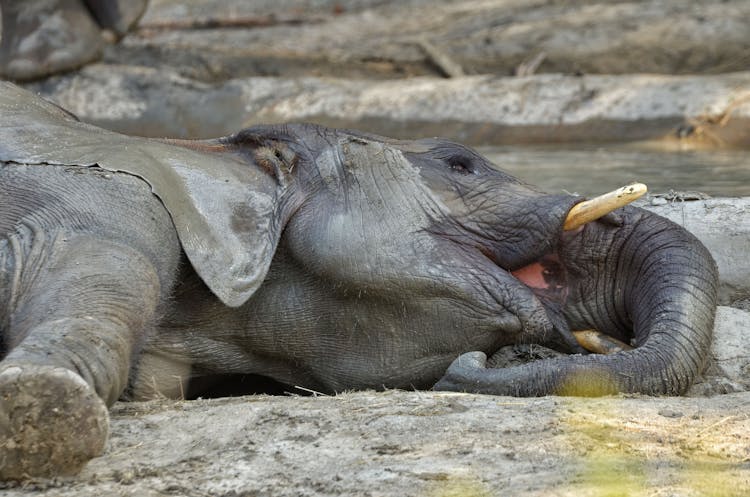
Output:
top-left (573, 330), bottom-right (633, 354)
top-left (566, 186), bottom-right (645, 354)
top-left (564, 183), bottom-right (647, 231)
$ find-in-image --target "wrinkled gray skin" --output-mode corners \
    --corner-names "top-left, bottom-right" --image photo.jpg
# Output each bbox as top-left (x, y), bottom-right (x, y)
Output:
top-left (0, 0), bottom-right (147, 81)
top-left (0, 83), bottom-right (718, 479)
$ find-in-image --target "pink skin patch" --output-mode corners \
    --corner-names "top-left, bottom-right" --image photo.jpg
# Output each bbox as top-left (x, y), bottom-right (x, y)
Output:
top-left (512, 262), bottom-right (549, 290)
top-left (510, 224), bottom-right (582, 303)
top-left (511, 253), bottom-right (568, 303)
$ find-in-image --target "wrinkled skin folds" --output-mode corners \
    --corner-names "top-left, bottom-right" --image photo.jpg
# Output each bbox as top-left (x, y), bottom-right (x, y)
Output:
top-left (0, 83), bottom-right (718, 479)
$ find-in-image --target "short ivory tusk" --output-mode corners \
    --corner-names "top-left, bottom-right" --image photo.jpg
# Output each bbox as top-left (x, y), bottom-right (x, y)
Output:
top-left (565, 186), bottom-right (645, 354)
top-left (573, 330), bottom-right (633, 354)
top-left (564, 183), bottom-right (648, 231)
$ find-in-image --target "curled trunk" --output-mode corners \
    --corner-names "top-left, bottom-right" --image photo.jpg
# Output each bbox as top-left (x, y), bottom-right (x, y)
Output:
top-left (436, 209), bottom-right (718, 396)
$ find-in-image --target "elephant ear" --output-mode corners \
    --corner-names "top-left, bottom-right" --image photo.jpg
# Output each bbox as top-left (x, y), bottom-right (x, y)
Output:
top-left (0, 82), bottom-right (283, 307)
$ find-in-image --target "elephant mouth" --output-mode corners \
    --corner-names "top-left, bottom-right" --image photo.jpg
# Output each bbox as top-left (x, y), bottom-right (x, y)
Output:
top-left (511, 253), bottom-right (569, 305)
top-left (512, 182), bottom-right (646, 297)
top-left (511, 184), bottom-right (647, 352)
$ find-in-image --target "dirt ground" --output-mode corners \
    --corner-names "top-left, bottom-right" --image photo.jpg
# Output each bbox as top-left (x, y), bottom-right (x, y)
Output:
top-left (2, 390), bottom-right (749, 497)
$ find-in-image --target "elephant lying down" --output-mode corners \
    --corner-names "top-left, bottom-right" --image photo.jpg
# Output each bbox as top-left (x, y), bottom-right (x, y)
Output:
top-left (0, 82), bottom-right (717, 478)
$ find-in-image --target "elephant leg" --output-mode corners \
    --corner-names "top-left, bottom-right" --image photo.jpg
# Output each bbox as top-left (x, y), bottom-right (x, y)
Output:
top-left (0, 229), bottom-right (164, 479)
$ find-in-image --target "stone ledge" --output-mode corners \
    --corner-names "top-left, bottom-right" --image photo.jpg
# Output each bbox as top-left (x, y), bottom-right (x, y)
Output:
top-left (641, 196), bottom-right (750, 306)
top-left (26, 67), bottom-right (750, 147)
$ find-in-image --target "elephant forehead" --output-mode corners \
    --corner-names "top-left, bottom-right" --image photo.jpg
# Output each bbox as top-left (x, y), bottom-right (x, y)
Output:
top-left (336, 139), bottom-right (451, 218)
top-left (315, 146), bottom-right (344, 191)
top-left (290, 208), bottom-right (446, 288)
top-left (296, 144), bottom-right (455, 278)
top-left (340, 138), bottom-right (414, 178)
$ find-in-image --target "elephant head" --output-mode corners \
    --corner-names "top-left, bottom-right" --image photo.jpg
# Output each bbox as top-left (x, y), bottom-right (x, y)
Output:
top-left (208, 124), bottom-right (718, 396)
top-left (0, 82), bottom-right (718, 397)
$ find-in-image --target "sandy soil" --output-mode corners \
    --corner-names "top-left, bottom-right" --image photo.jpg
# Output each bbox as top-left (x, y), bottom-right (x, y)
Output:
top-left (2, 390), bottom-right (749, 497)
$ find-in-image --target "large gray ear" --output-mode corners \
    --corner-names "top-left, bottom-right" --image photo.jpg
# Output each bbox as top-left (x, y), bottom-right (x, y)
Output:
top-left (0, 82), bottom-right (284, 307)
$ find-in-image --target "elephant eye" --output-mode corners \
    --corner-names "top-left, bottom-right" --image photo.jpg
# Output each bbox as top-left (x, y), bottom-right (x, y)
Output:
top-left (446, 156), bottom-right (475, 175)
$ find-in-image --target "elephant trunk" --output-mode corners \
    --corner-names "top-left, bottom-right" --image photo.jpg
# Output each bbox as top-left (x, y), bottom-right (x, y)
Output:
top-left (613, 212), bottom-right (718, 394)
top-left (436, 210), bottom-right (719, 396)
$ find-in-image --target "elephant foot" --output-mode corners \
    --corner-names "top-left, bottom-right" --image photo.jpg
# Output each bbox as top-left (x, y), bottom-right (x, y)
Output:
top-left (0, 0), bottom-right (103, 81)
top-left (0, 365), bottom-right (108, 480)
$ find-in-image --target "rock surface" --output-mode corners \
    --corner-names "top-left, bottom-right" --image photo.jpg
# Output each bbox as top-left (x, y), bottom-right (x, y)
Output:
top-left (26, 66), bottom-right (750, 146)
top-left (130, 0), bottom-right (750, 79)
top-left (689, 307), bottom-right (750, 396)
top-left (18, 0), bottom-right (750, 146)
top-left (642, 197), bottom-right (750, 307)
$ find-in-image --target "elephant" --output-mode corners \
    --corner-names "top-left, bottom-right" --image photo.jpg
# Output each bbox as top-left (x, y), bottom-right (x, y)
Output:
top-left (0, 0), bottom-right (148, 81)
top-left (0, 82), bottom-right (717, 479)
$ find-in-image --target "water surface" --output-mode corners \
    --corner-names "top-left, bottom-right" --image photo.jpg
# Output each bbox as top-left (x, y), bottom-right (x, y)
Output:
top-left (480, 144), bottom-right (750, 197)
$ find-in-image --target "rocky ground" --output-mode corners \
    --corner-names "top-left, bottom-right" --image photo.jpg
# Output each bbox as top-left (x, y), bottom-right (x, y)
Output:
top-left (3, 0), bottom-right (750, 495)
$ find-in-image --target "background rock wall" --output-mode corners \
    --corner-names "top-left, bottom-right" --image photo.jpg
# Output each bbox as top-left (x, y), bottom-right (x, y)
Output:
top-left (22, 0), bottom-right (750, 147)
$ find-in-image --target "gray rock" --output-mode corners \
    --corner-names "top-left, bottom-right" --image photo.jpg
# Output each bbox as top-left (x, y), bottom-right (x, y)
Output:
top-left (25, 65), bottom-right (249, 137)
top-left (84, 0), bottom-right (148, 36)
top-left (0, 0), bottom-right (103, 81)
top-left (2, 389), bottom-right (749, 496)
top-left (641, 197), bottom-right (750, 306)
top-left (688, 306), bottom-right (750, 396)
top-left (15, 0), bottom-right (750, 145)
top-left (129, 0), bottom-right (750, 78)
top-left (25, 66), bottom-right (750, 147)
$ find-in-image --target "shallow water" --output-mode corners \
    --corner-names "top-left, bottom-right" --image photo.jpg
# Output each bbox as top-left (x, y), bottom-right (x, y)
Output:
top-left (480, 144), bottom-right (750, 197)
